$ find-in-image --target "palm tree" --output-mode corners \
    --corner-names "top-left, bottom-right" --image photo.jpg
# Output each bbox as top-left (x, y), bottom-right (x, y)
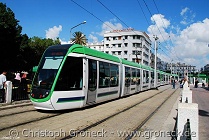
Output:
top-left (71, 31), bottom-right (87, 46)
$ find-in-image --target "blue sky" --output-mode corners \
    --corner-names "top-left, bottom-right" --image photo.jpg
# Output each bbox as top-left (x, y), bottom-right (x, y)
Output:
top-left (1, 0), bottom-right (209, 69)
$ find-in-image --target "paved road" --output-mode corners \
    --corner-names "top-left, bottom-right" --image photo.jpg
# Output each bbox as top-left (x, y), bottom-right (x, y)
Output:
top-left (192, 86), bottom-right (209, 140)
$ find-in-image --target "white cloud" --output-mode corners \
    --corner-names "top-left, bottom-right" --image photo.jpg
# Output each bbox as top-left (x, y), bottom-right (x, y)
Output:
top-left (60, 39), bottom-right (70, 44)
top-left (89, 34), bottom-right (98, 43)
top-left (148, 14), bottom-right (171, 42)
top-left (175, 18), bottom-right (209, 57)
top-left (100, 20), bottom-right (123, 36)
top-left (147, 13), bottom-right (209, 69)
top-left (45, 25), bottom-right (62, 40)
top-left (180, 7), bottom-right (189, 16)
top-left (151, 14), bottom-right (170, 28)
top-left (157, 53), bottom-right (172, 63)
top-left (180, 7), bottom-right (196, 25)
top-left (88, 19), bottom-right (124, 43)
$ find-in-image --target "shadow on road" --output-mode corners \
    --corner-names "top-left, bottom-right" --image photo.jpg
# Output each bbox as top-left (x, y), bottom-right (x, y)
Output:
top-left (199, 109), bottom-right (209, 117)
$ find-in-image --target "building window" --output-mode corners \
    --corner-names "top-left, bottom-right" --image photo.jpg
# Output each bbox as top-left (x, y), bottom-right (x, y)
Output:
top-left (124, 43), bottom-right (128, 47)
top-left (118, 51), bottom-right (121, 55)
top-left (118, 36), bottom-right (122, 40)
top-left (132, 58), bottom-right (135, 62)
top-left (132, 51), bottom-right (136, 55)
top-left (133, 35), bottom-right (136, 39)
top-left (124, 36), bottom-right (128, 39)
top-left (124, 51), bottom-right (127, 55)
top-left (133, 43), bottom-right (141, 48)
top-left (137, 35), bottom-right (140, 39)
top-left (118, 44), bottom-right (121, 47)
top-left (106, 37), bottom-right (109, 41)
top-left (113, 37), bottom-right (116, 40)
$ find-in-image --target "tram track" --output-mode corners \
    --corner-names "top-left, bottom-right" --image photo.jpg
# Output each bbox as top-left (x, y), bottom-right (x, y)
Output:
top-left (0, 104), bottom-right (64, 132)
top-left (0, 113), bottom-right (62, 132)
top-left (60, 86), bottom-right (173, 140)
top-left (0, 85), bottom-right (174, 140)
top-left (0, 109), bottom-right (36, 118)
top-left (124, 87), bottom-right (178, 140)
top-left (0, 102), bottom-right (32, 111)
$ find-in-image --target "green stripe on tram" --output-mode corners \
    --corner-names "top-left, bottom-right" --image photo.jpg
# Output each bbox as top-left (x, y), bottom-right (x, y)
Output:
top-left (121, 59), bottom-right (141, 68)
top-left (69, 44), bottom-right (120, 63)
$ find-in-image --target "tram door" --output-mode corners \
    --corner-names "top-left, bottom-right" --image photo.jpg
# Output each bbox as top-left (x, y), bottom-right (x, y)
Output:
top-left (124, 67), bottom-right (131, 95)
top-left (87, 59), bottom-right (97, 104)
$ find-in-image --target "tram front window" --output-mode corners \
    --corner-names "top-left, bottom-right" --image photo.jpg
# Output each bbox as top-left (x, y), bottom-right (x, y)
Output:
top-left (33, 56), bottom-right (63, 90)
top-left (31, 49), bottom-right (67, 99)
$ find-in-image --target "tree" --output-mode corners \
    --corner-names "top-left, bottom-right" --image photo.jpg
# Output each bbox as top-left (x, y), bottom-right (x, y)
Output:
top-left (0, 2), bottom-right (61, 73)
top-left (71, 31), bottom-right (87, 45)
top-left (22, 37), bottom-right (61, 71)
top-left (0, 2), bottom-right (23, 71)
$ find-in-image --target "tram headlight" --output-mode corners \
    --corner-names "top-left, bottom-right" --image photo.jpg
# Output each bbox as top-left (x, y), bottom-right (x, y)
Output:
top-left (45, 91), bottom-right (49, 95)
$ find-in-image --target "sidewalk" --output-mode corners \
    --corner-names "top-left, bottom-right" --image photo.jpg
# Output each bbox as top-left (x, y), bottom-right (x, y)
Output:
top-left (192, 85), bottom-right (209, 140)
top-left (140, 87), bottom-right (181, 140)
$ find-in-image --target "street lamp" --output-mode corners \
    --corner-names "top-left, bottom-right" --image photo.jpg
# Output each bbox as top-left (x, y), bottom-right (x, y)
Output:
top-left (70, 21), bottom-right (86, 43)
top-left (153, 35), bottom-right (158, 89)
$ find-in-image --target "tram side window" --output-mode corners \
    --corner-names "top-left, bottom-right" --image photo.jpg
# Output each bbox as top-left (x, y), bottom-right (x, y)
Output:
top-left (99, 62), bottom-right (110, 88)
top-left (136, 69), bottom-right (140, 85)
top-left (146, 71), bottom-right (149, 83)
top-left (88, 59), bottom-right (97, 91)
top-left (151, 72), bottom-right (154, 83)
top-left (125, 67), bottom-right (131, 87)
top-left (110, 64), bottom-right (119, 87)
top-left (143, 70), bottom-right (146, 84)
top-left (160, 74), bottom-right (163, 82)
top-left (166, 75), bottom-right (169, 82)
top-left (131, 68), bottom-right (136, 85)
top-left (157, 73), bottom-right (161, 82)
top-left (55, 57), bottom-right (83, 91)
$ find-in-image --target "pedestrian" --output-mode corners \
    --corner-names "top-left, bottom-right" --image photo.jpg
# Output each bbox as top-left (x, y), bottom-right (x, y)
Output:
top-left (171, 77), bottom-right (175, 89)
top-left (12, 72), bottom-right (21, 100)
top-left (0, 71), bottom-right (7, 103)
top-left (195, 79), bottom-right (198, 88)
top-left (202, 82), bottom-right (205, 87)
top-left (20, 71), bottom-right (28, 95)
top-left (13, 72), bottom-right (21, 87)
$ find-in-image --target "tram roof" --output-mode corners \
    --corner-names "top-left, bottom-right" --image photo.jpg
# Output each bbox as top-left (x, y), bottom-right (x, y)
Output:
top-left (121, 59), bottom-right (141, 68)
top-left (69, 44), bottom-right (120, 63)
top-left (50, 44), bottom-right (172, 75)
top-left (141, 64), bottom-right (152, 70)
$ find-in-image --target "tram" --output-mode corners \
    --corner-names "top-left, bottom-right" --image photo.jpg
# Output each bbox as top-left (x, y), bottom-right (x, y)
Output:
top-left (30, 44), bottom-right (178, 110)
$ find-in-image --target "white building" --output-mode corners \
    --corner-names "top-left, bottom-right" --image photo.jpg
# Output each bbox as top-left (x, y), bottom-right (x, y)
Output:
top-left (103, 28), bottom-right (152, 65)
top-left (87, 42), bottom-right (104, 51)
top-left (88, 28), bottom-right (152, 66)
top-left (167, 62), bottom-right (196, 78)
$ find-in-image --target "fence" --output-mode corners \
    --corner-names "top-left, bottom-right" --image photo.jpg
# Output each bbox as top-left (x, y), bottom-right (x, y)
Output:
top-left (3, 79), bottom-right (32, 103)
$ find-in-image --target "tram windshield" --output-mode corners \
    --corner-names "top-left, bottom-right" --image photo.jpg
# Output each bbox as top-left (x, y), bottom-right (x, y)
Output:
top-left (32, 49), bottom-right (67, 90)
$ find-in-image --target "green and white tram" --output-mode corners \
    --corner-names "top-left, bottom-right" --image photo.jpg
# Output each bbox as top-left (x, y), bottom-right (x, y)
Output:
top-left (30, 44), bottom-right (172, 110)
